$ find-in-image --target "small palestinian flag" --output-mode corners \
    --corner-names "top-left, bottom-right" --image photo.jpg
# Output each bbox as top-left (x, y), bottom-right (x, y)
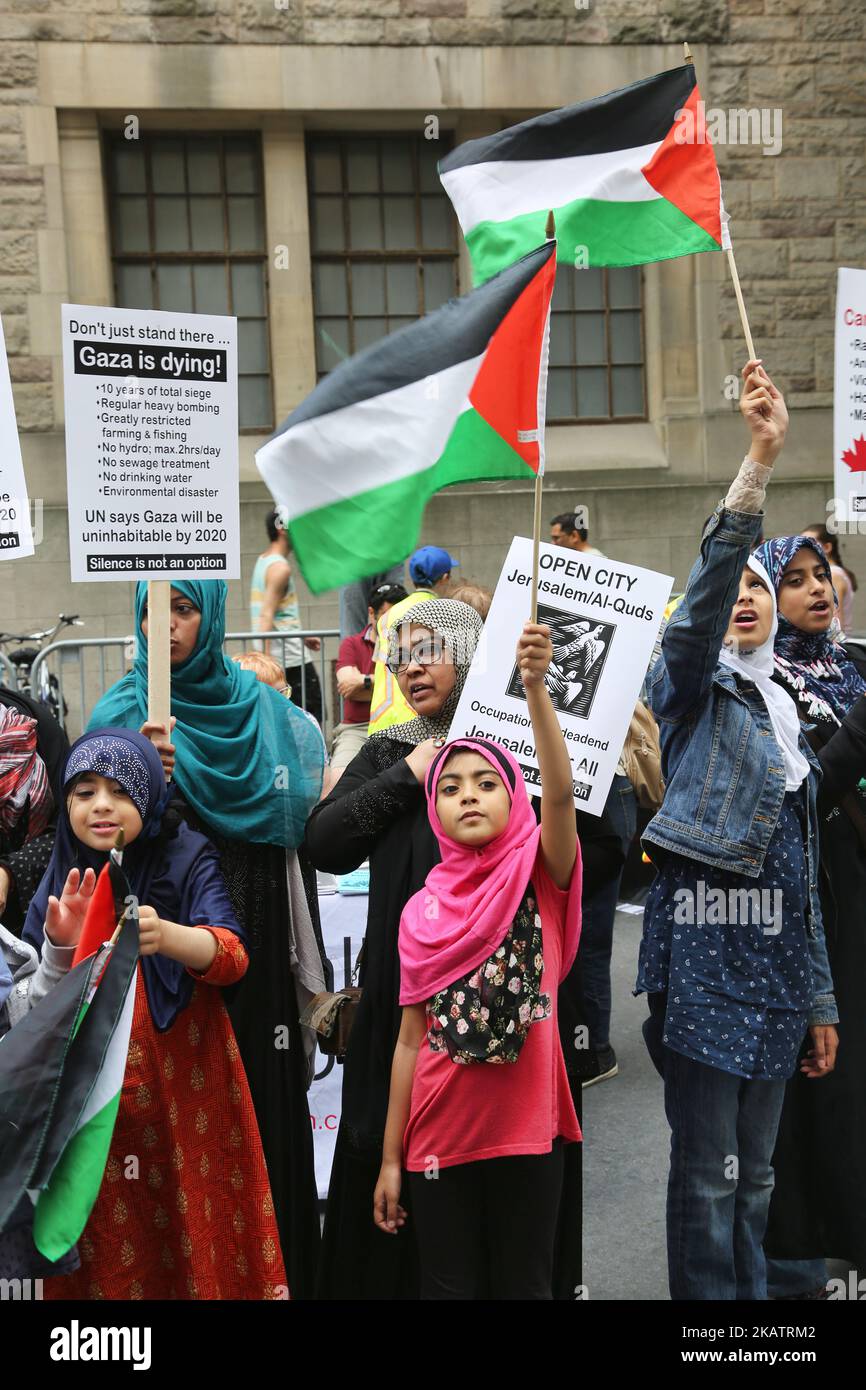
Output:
top-left (0, 859), bottom-right (138, 1262)
top-left (439, 65), bottom-right (730, 285)
top-left (257, 239), bottom-right (555, 594)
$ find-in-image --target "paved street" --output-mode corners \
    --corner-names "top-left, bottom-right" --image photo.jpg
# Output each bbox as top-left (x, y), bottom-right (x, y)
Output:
top-left (583, 905), bottom-right (669, 1300)
top-left (583, 904), bottom-right (854, 1302)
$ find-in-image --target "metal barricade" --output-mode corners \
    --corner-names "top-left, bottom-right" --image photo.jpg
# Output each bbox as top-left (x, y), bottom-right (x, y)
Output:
top-left (0, 651), bottom-right (17, 687)
top-left (29, 628), bottom-right (340, 740)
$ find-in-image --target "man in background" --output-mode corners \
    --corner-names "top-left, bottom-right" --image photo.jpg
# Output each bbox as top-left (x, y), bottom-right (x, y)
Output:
top-left (331, 581), bottom-right (407, 778)
top-left (550, 510), bottom-right (605, 557)
top-left (251, 507), bottom-right (323, 724)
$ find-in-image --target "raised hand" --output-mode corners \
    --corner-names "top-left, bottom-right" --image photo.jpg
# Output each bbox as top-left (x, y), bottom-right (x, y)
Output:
top-left (516, 622), bottom-right (553, 689)
top-left (45, 866), bottom-right (97, 948)
top-left (739, 359), bottom-right (788, 467)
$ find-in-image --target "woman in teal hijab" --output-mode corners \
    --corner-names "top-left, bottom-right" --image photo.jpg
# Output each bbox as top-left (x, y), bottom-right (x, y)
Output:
top-left (89, 579), bottom-right (323, 845)
top-left (89, 579), bottom-right (325, 1297)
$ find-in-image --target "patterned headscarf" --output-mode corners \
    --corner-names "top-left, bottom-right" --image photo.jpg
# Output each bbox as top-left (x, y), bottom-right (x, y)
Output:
top-left (371, 599), bottom-right (484, 746)
top-left (398, 737), bottom-right (582, 1005)
top-left (64, 734), bottom-right (151, 822)
top-left (24, 730), bottom-right (244, 1031)
top-left (754, 535), bottom-right (866, 724)
top-left (0, 704), bottom-right (52, 840)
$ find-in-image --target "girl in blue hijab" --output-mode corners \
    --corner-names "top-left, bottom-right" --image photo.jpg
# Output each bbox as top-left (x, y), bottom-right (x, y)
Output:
top-left (753, 533), bottom-right (866, 1297)
top-left (24, 728), bottom-right (243, 1031)
top-left (22, 730), bottom-right (287, 1300)
top-left (754, 534), bottom-right (866, 723)
top-left (86, 580), bottom-right (324, 1298)
top-left (88, 580), bottom-right (324, 846)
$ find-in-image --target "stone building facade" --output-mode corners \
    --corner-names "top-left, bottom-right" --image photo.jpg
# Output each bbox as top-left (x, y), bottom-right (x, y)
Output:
top-left (0, 0), bottom-right (863, 730)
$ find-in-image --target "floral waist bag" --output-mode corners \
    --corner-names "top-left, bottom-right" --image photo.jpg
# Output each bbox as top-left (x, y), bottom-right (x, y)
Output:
top-left (426, 887), bottom-right (552, 1065)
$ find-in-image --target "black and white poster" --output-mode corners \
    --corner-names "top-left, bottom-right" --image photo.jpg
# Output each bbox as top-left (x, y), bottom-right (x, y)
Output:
top-left (450, 536), bottom-right (673, 815)
top-left (61, 304), bottom-right (239, 583)
top-left (0, 314), bottom-right (34, 561)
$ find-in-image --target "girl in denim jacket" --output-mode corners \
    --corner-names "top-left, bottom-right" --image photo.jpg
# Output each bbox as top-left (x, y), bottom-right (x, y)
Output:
top-left (636, 361), bottom-right (839, 1301)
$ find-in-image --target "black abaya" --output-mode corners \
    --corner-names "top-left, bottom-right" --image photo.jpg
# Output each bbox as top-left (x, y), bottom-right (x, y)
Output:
top-left (764, 693), bottom-right (866, 1268)
top-left (179, 800), bottom-right (322, 1299)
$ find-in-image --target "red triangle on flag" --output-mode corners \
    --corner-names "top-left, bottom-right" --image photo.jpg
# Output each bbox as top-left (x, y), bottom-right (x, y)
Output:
top-left (468, 245), bottom-right (557, 474)
top-left (640, 83), bottom-right (723, 246)
top-left (71, 861), bottom-right (124, 968)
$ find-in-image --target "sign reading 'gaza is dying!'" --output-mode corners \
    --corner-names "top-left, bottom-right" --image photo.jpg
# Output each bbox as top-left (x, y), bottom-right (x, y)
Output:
top-left (61, 304), bottom-right (240, 583)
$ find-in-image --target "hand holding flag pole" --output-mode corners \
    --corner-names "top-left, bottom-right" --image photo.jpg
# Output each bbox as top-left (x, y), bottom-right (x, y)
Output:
top-left (530, 209), bottom-right (556, 624)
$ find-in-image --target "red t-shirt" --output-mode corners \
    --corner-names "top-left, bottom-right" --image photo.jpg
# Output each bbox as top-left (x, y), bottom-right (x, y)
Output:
top-left (337, 626), bottom-right (376, 725)
top-left (402, 855), bottom-right (582, 1172)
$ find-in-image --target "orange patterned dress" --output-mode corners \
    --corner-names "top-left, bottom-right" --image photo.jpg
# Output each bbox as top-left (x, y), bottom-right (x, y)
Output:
top-left (44, 929), bottom-right (288, 1301)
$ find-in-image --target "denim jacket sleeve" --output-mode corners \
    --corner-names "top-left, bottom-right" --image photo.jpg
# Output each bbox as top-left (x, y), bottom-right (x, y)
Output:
top-left (647, 503), bottom-right (764, 724)
top-left (807, 922), bottom-right (839, 1027)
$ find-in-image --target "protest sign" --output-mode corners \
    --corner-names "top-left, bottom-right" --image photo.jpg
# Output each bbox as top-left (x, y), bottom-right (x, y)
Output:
top-left (61, 304), bottom-right (239, 583)
top-left (449, 537), bottom-right (673, 816)
top-left (834, 267), bottom-right (866, 524)
top-left (0, 314), bottom-right (34, 561)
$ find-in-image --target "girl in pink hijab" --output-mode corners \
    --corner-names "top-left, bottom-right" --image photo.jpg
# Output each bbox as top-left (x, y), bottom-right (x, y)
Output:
top-left (373, 621), bottom-right (583, 1300)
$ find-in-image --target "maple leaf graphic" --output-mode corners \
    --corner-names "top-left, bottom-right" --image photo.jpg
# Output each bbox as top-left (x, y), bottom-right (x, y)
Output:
top-left (842, 434), bottom-right (866, 472)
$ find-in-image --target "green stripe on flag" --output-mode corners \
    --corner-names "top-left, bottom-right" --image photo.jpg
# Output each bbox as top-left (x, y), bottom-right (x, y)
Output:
top-left (467, 195), bottom-right (720, 284)
top-left (32, 1092), bottom-right (122, 1262)
top-left (290, 408), bottom-right (528, 593)
top-left (32, 954), bottom-right (137, 1262)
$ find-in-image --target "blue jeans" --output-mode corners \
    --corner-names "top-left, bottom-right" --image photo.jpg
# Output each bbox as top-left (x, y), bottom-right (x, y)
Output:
top-left (579, 774), bottom-right (637, 1049)
top-left (645, 993), bottom-right (787, 1300)
top-left (765, 1256), bottom-right (828, 1298)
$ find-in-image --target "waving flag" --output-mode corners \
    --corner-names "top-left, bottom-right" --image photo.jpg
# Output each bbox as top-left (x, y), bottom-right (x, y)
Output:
top-left (0, 858), bottom-right (138, 1262)
top-left (257, 240), bottom-right (556, 594)
top-left (440, 65), bottom-right (729, 285)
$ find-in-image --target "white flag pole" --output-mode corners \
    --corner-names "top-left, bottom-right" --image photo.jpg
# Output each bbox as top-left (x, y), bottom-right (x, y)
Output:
top-left (530, 209), bottom-right (556, 625)
top-left (146, 579), bottom-right (172, 782)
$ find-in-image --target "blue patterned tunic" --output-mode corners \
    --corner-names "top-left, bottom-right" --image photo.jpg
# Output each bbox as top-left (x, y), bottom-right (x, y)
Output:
top-left (636, 789), bottom-right (816, 1080)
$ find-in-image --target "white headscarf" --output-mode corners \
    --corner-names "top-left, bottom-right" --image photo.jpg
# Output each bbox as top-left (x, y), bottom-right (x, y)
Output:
top-left (718, 554), bottom-right (811, 791)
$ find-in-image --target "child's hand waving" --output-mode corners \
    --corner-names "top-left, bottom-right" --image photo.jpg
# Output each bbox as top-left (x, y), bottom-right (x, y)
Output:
top-left (45, 866), bottom-right (97, 948)
top-left (516, 622), bottom-right (553, 689)
top-left (739, 359), bottom-right (788, 467)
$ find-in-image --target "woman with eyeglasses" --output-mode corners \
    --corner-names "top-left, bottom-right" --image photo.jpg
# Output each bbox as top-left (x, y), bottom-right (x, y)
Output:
top-left (305, 599), bottom-right (485, 1299)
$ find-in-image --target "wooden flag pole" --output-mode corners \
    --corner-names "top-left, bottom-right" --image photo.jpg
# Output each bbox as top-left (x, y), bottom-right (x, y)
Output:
top-left (530, 474), bottom-right (544, 624)
top-left (146, 579), bottom-right (172, 780)
top-left (530, 208), bottom-right (556, 624)
top-left (726, 244), bottom-right (757, 360)
top-left (682, 38), bottom-right (758, 361)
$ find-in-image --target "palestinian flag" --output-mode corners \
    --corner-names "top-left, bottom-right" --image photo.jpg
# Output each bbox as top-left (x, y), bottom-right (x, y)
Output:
top-left (439, 65), bottom-right (729, 286)
top-left (0, 860), bottom-right (138, 1262)
top-left (257, 240), bottom-right (555, 594)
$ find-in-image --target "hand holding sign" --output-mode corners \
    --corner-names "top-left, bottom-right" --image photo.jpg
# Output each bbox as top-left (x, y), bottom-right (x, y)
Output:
top-left (140, 716), bottom-right (177, 781)
top-left (450, 538), bottom-right (673, 815)
top-left (516, 622), bottom-right (553, 689)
